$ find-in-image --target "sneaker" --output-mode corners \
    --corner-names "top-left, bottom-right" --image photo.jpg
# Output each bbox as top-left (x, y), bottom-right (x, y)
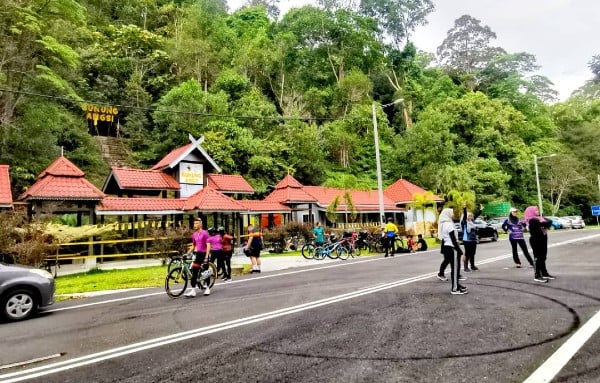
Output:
top-left (463, 268), bottom-right (472, 273)
top-left (451, 289), bottom-right (468, 295)
top-left (471, 266), bottom-right (479, 271)
top-left (437, 275), bottom-right (448, 281)
top-left (458, 276), bottom-right (467, 281)
top-left (203, 287), bottom-right (211, 296)
top-left (534, 277), bottom-right (549, 283)
top-left (184, 287), bottom-right (197, 297)
top-left (543, 275), bottom-right (556, 280)
top-left (458, 285), bottom-right (468, 292)
top-left (515, 264), bottom-right (522, 268)
top-left (255, 269), bottom-right (261, 273)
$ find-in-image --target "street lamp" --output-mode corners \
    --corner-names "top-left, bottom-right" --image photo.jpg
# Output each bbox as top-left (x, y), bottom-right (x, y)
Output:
top-left (534, 153), bottom-right (557, 216)
top-left (372, 98), bottom-right (404, 225)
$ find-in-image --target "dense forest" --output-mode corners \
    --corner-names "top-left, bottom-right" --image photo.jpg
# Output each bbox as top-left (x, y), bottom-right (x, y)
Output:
top-left (1, 0), bottom-right (599, 218)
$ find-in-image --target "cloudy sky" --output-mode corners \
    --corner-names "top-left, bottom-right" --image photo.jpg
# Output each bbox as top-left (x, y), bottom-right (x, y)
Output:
top-left (229, 0), bottom-right (598, 100)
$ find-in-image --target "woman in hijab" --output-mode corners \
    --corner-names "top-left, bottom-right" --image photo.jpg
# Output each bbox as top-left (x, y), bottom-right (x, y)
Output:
top-left (524, 206), bottom-right (555, 283)
top-left (437, 208), bottom-right (468, 294)
top-left (501, 208), bottom-right (534, 268)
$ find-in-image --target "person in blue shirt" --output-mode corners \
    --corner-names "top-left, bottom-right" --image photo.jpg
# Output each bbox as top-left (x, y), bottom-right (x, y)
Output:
top-left (383, 217), bottom-right (398, 257)
top-left (461, 204), bottom-right (481, 271)
top-left (312, 222), bottom-right (325, 246)
top-left (502, 208), bottom-right (534, 268)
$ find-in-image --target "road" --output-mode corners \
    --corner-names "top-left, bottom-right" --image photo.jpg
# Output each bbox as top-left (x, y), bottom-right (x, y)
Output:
top-left (1, 229), bottom-right (599, 383)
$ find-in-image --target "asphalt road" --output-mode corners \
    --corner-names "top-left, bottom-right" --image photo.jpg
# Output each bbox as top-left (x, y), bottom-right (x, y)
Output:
top-left (1, 229), bottom-right (599, 383)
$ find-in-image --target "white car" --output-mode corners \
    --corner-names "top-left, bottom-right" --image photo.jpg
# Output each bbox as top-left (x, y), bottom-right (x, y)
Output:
top-left (547, 216), bottom-right (572, 229)
top-left (565, 215), bottom-right (585, 229)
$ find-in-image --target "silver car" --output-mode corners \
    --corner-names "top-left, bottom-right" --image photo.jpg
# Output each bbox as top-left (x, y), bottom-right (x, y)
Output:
top-left (1, 262), bottom-right (55, 321)
top-left (566, 215), bottom-right (585, 229)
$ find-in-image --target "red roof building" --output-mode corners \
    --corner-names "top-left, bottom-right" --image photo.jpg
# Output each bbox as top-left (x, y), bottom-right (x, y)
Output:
top-left (0, 165), bottom-right (13, 208)
top-left (207, 173), bottom-right (254, 195)
top-left (384, 178), bottom-right (443, 205)
top-left (103, 167), bottom-right (180, 196)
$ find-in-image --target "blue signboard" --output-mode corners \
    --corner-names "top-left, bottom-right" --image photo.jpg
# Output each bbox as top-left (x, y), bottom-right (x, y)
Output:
top-left (592, 205), bottom-right (600, 216)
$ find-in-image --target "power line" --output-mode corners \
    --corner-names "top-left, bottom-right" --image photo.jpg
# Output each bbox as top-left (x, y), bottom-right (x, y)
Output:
top-left (0, 87), bottom-right (341, 122)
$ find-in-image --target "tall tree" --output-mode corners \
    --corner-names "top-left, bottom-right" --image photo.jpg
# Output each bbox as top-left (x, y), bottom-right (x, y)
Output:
top-left (437, 15), bottom-right (504, 76)
top-left (359, 0), bottom-right (434, 48)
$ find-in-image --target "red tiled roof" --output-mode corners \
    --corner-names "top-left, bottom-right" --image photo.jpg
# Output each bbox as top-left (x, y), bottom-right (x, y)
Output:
top-left (384, 179), bottom-right (443, 204)
top-left (19, 175), bottom-right (105, 200)
top-left (39, 156), bottom-right (85, 178)
top-left (109, 168), bottom-right (180, 190)
top-left (97, 197), bottom-right (185, 214)
top-left (239, 200), bottom-right (291, 213)
top-left (0, 165), bottom-right (13, 207)
top-left (182, 185), bottom-right (246, 212)
top-left (18, 157), bottom-right (105, 201)
top-left (303, 186), bottom-right (399, 211)
top-left (207, 173), bottom-right (254, 194)
top-left (274, 174), bottom-right (304, 189)
top-left (152, 143), bottom-right (192, 170)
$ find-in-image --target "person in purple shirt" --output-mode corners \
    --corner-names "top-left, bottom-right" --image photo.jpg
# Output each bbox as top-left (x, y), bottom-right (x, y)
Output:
top-left (501, 208), bottom-right (534, 268)
top-left (185, 218), bottom-right (211, 297)
top-left (206, 227), bottom-right (224, 281)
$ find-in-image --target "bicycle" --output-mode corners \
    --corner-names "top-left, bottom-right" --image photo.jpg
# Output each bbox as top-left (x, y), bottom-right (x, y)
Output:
top-left (165, 254), bottom-right (217, 298)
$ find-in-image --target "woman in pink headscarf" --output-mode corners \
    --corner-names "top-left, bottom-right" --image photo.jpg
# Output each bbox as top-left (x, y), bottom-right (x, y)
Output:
top-left (524, 206), bottom-right (555, 283)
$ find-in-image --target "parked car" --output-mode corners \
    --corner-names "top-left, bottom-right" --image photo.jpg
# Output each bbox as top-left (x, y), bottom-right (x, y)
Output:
top-left (487, 217), bottom-right (507, 231)
top-left (565, 215), bottom-right (585, 229)
top-left (0, 262), bottom-right (55, 322)
top-left (547, 216), bottom-right (572, 229)
top-left (455, 218), bottom-right (499, 243)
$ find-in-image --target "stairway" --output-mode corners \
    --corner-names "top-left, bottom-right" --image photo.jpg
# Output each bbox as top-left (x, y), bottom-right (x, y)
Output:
top-left (95, 136), bottom-right (133, 168)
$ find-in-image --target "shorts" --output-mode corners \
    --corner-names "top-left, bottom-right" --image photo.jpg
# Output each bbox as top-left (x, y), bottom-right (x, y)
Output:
top-left (249, 246), bottom-right (261, 258)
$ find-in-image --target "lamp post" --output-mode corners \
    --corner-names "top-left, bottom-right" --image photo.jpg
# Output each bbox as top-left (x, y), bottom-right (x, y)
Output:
top-left (534, 153), bottom-right (557, 216)
top-left (372, 98), bottom-right (404, 225)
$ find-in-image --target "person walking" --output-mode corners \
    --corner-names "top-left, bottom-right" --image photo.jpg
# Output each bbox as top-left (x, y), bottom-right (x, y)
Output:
top-left (524, 206), bottom-right (555, 283)
top-left (246, 225), bottom-right (263, 273)
top-left (461, 204), bottom-right (480, 272)
top-left (184, 218), bottom-right (211, 297)
top-left (502, 208), bottom-right (534, 268)
top-left (219, 227), bottom-right (234, 281)
top-left (437, 208), bottom-right (468, 294)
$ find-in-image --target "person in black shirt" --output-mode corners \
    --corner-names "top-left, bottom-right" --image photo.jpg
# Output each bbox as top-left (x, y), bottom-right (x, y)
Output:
top-left (524, 206), bottom-right (555, 282)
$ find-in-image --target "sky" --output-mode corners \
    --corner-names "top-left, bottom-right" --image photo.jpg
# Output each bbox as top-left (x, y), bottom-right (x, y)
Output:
top-left (228, 0), bottom-right (599, 101)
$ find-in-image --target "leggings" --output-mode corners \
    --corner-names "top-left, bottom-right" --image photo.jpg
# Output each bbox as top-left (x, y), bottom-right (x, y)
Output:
top-left (463, 241), bottom-right (477, 269)
top-left (190, 251), bottom-right (207, 288)
top-left (441, 246), bottom-right (462, 291)
top-left (510, 239), bottom-right (533, 266)
top-left (222, 250), bottom-right (232, 278)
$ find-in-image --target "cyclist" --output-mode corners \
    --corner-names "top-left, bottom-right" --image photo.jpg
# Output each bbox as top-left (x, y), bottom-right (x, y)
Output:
top-left (184, 218), bottom-right (211, 297)
top-left (219, 227), bottom-right (234, 282)
top-left (383, 217), bottom-right (398, 257)
top-left (207, 227), bottom-right (224, 282)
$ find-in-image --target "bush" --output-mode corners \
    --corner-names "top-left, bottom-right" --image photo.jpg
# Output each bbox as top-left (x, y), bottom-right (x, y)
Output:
top-left (0, 210), bottom-right (57, 267)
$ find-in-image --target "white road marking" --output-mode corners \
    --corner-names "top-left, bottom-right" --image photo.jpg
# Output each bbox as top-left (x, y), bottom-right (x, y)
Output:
top-left (14, 232), bottom-right (598, 383)
top-left (523, 309), bottom-right (600, 383)
top-left (0, 354), bottom-right (63, 371)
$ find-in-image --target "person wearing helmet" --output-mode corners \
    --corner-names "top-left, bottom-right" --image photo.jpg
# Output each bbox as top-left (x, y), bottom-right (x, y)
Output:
top-left (206, 227), bottom-right (223, 285)
top-left (184, 218), bottom-right (211, 297)
top-left (219, 227), bottom-right (234, 281)
top-left (383, 217), bottom-right (398, 257)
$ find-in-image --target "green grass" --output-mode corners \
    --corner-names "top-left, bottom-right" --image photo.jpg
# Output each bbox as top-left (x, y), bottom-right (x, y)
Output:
top-left (55, 266), bottom-right (167, 298)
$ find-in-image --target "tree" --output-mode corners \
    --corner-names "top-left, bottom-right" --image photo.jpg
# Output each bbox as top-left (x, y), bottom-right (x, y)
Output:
top-left (437, 15), bottom-right (504, 76)
top-left (542, 155), bottom-right (587, 215)
top-left (409, 191), bottom-right (437, 235)
top-left (359, 0), bottom-right (435, 48)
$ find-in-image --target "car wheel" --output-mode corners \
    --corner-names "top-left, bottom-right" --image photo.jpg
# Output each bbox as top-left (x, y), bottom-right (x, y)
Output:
top-left (1, 288), bottom-right (38, 321)
top-left (492, 232), bottom-right (498, 242)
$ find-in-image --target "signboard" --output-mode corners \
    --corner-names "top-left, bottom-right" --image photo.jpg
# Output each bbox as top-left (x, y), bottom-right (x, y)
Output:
top-left (179, 162), bottom-right (204, 198)
top-left (482, 202), bottom-right (511, 217)
top-left (592, 205), bottom-right (600, 216)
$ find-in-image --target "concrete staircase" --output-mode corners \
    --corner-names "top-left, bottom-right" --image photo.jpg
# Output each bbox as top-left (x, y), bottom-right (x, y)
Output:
top-left (95, 136), bottom-right (133, 168)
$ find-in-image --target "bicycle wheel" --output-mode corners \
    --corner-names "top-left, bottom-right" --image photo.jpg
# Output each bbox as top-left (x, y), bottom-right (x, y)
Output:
top-left (165, 267), bottom-right (188, 298)
top-left (354, 245), bottom-right (361, 256)
top-left (301, 243), bottom-right (315, 259)
top-left (375, 239), bottom-right (385, 253)
top-left (198, 262), bottom-right (217, 289)
top-left (337, 245), bottom-right (350, 260)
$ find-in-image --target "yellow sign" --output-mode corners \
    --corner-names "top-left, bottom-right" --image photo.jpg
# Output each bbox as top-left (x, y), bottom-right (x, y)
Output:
top-left (81, 104), bottom-right (119, 126)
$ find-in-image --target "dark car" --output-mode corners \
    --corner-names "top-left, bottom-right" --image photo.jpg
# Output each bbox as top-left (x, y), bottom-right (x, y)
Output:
top-left (455, 218), bottom-right (499, 243)
top-left (0, 262), bottom-right (55, 322)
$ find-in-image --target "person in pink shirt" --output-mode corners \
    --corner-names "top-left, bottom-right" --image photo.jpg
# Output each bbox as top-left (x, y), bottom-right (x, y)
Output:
top-left (206, 227), bottom-right (224, 280)
top-left (185, 218), bottom-right (211, 297)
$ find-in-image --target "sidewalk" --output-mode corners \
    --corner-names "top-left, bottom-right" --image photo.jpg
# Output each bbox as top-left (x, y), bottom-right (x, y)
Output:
top-left (51, 253), bottom-right (340, 277)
